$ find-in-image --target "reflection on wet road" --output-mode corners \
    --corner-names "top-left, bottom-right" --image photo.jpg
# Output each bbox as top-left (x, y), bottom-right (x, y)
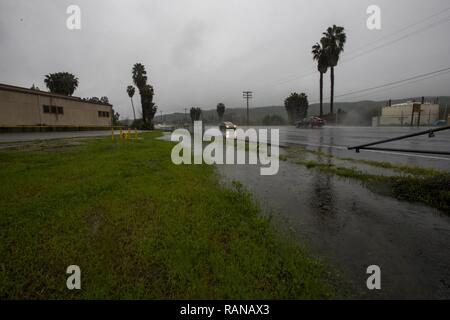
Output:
top-left (164, 126), bottom-right (450, 298)
top-left (241, 126), bottom-right (450, 170)
top-left (217, 159), bottom-right (450, 299)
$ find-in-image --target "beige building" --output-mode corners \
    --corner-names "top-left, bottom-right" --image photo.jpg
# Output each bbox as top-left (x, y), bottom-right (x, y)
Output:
top-left (0, 83), bottom-right (112, 127)
top-left (372, 101), bottom-right (440, 127)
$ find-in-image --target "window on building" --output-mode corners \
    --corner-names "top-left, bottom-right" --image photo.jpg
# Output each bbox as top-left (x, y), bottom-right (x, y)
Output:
top-left (98, 111), bottom-right (110, 117)
top-left (43, 105), bottom-right (64, 115)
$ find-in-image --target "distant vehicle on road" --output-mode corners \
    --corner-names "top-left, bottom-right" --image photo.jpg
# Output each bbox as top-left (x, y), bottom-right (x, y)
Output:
top-left (296, 116), bottom-right (326, 128)
top-left (154, 123), bottom-right (175, 132)
top-left (219, 121), bottom-right (237, 139)
top-left (219, 121), bottom-right (237, 131)
top-left (432, 119), bottom-right (448, 126)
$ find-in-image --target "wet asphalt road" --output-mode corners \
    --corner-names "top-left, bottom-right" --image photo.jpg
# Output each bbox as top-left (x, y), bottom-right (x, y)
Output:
top-left (2, 125), bottom-right (449, 171)
top-left (243, 126), bottom-right (450, 171)
top-left (0, 130), bottom-right (124, 143)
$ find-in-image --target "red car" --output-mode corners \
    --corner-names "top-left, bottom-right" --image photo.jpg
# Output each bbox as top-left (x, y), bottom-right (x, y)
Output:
top-left (296, 117), bottom-right (326, 128)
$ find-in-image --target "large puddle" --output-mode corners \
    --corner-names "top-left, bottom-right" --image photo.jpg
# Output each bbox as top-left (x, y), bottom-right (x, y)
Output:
top-left (160, 130), bottom-right (450, 298)
top-left (217, 159), bottom-right (450, 299)
top-left (241, 125), bottom-right (450, 171)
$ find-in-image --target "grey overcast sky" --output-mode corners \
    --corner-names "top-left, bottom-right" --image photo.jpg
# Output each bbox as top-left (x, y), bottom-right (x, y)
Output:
top-left (1, 0), bottom-right (450, 119)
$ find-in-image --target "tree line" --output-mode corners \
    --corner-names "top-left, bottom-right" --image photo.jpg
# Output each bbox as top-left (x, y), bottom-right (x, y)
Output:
top-left (38, 23), bottom-right (346, 128)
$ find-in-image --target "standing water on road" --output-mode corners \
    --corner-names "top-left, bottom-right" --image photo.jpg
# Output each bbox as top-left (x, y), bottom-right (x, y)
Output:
top-left (163, 125), bottom-right (450, 298)
top-left (217, 159), bottom-right (450, 299)
top-left (240, 125), bottom-right (450, 170)
top-left (213, 126), bottom-right (450, 299)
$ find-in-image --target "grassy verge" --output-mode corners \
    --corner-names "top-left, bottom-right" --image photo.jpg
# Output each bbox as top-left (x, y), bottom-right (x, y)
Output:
top-left (286, 146), bottom-right (441, 176)
top-left (0, 132), bottom-right (337, 299)
top-left (282, 147), bottom-right (450, 213)
top-left (335, 157), bottom-right (441, 176)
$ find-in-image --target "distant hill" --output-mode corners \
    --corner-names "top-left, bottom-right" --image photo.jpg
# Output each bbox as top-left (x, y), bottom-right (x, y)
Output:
top-left (160, 96), bottom-right (450, 126)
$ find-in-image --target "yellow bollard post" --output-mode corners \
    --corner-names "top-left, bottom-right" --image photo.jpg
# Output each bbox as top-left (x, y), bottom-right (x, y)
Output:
top-left (127, 128), bottom-right (131, 140)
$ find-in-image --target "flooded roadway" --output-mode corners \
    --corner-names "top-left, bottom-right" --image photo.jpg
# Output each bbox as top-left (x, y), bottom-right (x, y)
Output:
top-left (213, 126), bottom-right (450, 299)
top-left (241, 125), bottom-right (450, 171)
top-left (164, 126), bottom-right (450, 298)
top-left (4, 127), bottom-right (448, 298)
top-left (217, 159), bottom-right (450, 299)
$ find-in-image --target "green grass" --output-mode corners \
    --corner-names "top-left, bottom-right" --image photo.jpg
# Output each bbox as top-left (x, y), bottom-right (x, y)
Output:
top-left (0, 132), bottom-right (337, 299)
top-left (336, 157), bottom-right (441, 176)
top-left (287, 146), bottom-right (332, 159)
top-left (285, 146), bottom-right (443, 177)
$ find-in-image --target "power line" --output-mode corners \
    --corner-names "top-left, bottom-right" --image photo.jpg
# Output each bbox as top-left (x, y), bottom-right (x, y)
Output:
top-left (292, 18), bottom-right (450, 104)
top-left (335, 67), bottom-right (450, 99)
top-left (331, 70), bottom-right (450, 102)
top-left (341, 16), bottom-right (450, 64)
top-left (252, 6), bottom-right (450, 91)
top-left (307, 67), bottom-right (450, 104)
top-left (346, 6), bottom-right (450, 58)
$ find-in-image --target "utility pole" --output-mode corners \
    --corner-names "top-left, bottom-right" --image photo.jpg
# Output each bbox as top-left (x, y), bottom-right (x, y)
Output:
top-left (243, 91), bottom-right (253, 126)
top-left (417, 107), bottom-right (422, 128)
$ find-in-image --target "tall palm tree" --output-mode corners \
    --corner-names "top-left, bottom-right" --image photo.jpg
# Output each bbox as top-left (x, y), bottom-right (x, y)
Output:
top-left (321, 25), bottom-right (346, 115)
top-left (132, 63), bottom-right (147, 90)
top-left (132, 63), bottom-right (149, 123)
top-left (312, 41), bottom-right (328, 117)
top-left (127, 85), bottom-right (136, 122)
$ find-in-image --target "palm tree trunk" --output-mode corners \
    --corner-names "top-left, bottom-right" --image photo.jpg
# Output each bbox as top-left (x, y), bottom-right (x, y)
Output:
top-left (330, 67), bottom-right (334, 116)
top-left (319, 72), bottom-right (323, 117)
top-left (130, 98), bottom-right (136, 122)
top-left (140, 92), bottom-right (147, 123)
